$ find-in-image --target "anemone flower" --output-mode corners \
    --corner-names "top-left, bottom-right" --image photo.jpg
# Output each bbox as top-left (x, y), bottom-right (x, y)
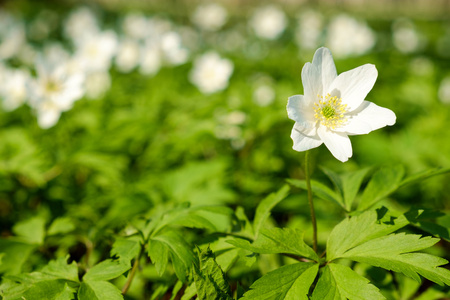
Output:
top-left (287, 47), bottom-right (396, 162)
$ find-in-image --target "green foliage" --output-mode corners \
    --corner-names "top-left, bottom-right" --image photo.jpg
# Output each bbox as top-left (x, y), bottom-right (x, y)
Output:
top-left (78, 281), bottom-right (123, 300)
top-left (242, 263), bottom-right (319, 300)
top-left (227, 227), bottom-right (318, 261)
top-left (193, 246), bottom-right (232, 300)
top-left (311, 263), bottom-right (384, 300)
top-left (1, 2), bottom-right (450, 299)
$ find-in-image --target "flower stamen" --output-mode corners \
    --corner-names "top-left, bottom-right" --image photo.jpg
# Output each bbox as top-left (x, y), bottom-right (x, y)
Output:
top-left (313, 94), bottom-right (348, 129)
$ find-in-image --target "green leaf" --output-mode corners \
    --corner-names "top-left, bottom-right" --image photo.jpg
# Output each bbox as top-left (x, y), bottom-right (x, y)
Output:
top-left (12, 216), bottom-right (46, 245)
top-left (150, 230), bottom-right (196, 282)
top-left (253, 184), bottom-right (290, 238)
top-left (321, 167), bottom-right (371, 211)
top-left (287, 179), bottom-right (344, 209)
top-left (241, 262), bottom-right (318, 300)
top-left (41, 256), bottom-right (79, 282)
top-left (358, 165), bottom-right (404, 210)
top-left (78, 281), bottom-right (123, 300)
top-left (22, 280), bottom-right (77, 300)
top-left (148, 238), bottom-right (169, 276)
top-left (340, 233), bottom-right (450, 285)
top-left (83, 259), bottom-right (131, 281)
top-left (399, 166), bottom-right (450, 187)
top-left (193, 247), bottom-right (232, 300)
top-left (111, 237), bottom-right (141, 263)
top-left (406, 209), bottom-right (450, 242)
top-left (47, 217), bottom-right (76, 235)
top-left (311, 263), bottom-right (384, 300)
top-left (227, 227), bottom-right (318, 261)
top-left (0, 239), bottom-right (36, 274)
top-left (327, 208), bottom-right (410, 261)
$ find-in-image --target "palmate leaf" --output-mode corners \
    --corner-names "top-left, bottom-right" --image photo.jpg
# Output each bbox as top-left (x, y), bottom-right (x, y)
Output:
top-left (241, 262), bottom-right (318, 300)
top-left (340, 233), bottom-right (450, 285)
top-left (227, 227), bottom-right (318, 261)
top-left (327, 208), bottom-right (410, 261)
top-left (193, 247), bottom-right (232, 300)
top-left (311, 263), bottom-right (384, 300)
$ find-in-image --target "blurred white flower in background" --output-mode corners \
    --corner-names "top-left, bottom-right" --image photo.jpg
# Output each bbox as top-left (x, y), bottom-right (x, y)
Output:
top-left (189, 52), bottom-right (233, 94)
top-left (0, 67), bottom-right (30, 111)
top-left (64, 7), bottom-right (100, 43)
top-left (122, 13), bottom-right (151, 40)
top-left (85, 71), bottom-right (111, 99)
top-left (115, 38), bottom-right (141, 73)
top-left (191, 3), bottom-right (228, 31)
top-left (249, 5), bottom-right (287, 40)
top-left (28, 57), bottom-right (85, 128)
top-left (253, 84), bottom-right (276, 107)
top-left (326, 14), bottom-right (376, 58)
top-left (139, 40), bottom-right (162, 76)
top-left (392, 19), bottom-right (424, 53)
top-left (161, 31), bottom-right (189, 66)
top-left (73, 30), bottom-right (118, 73)
top-left (296, 10), bottom-right (323, 50)
top-left (438, 76), bottom-right (450, 104)
top-left (0, 10), bottom-right (26, 61)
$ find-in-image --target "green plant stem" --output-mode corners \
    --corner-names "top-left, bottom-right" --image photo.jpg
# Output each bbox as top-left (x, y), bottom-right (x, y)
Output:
top-left (305, 150), bottom-right (318, 253)
top-left (122, 244), bottom-right (144, 295)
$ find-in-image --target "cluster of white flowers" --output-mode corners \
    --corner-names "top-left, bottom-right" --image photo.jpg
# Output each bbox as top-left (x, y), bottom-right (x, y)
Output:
top-left (0, 7), bottom-right (202, 128)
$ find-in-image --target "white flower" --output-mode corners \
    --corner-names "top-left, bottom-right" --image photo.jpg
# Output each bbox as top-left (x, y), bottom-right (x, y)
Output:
top-left (28, 57), bottom-right (85, 129)
top-left (326, 14), bottom-right (375, 58)
top-left (191, 3), bottom-right (228, 31)
top-left (139, 40), bottom-right (162, 76)
top-left (115, 38), bottom-right (140, 73)
top-left (189, 52), bottom-right (233, 94)
top-left (122, 13), bottom-right (151, 40)
top-left (85, 71), bottom-right (111, 99)
top-left (64, 7), bottom-right (100, 43)
top-left (253, 84), bottom-right (275, 107)
top-left (287, 47), bottom-right (396, 162)
top-left (249, 5), bottom-right (287, 40)
top-left (0, 11), bottom-right (26, 61)
top-left (73, 30), bottom-right (118, 74)
top-left (296, 10), bottom-right (323, 50)
top-left (161, 32), bottom-right (189, 66)
top-left (392, 19), bottom-right (423, 54)
top-left (0, 67), bottom-right (30, 111)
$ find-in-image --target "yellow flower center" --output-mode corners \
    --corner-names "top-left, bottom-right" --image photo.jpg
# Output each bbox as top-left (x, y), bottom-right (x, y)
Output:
top-left (45, 79), bottom-right (62, 94)
top-left (313, 94), bottom-right (348, 129)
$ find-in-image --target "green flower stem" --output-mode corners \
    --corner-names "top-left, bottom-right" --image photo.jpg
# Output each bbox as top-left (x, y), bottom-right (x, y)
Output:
top-left (122, 243), bottom-right (144, 295)
top-left (305, 150), bottom-right (318, 253)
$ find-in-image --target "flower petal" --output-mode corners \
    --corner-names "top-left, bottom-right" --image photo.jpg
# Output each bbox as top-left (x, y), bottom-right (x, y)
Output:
top-left (37, 108), bottom-right (61, 129)
top-left (291, 126), bottom-right (323, 152)
top-left (335, 101), bottom-right (396, 135)
top-left (327, 64), bottom-right (378, 111)
top-left (301, 62), bottom-right (321, 105)
top-left (317, 126), bottom-right (352, 162)
top-left (287, 95), bottom-right (316, 133)
top-left (312, 47), bottom-right (337, 93)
